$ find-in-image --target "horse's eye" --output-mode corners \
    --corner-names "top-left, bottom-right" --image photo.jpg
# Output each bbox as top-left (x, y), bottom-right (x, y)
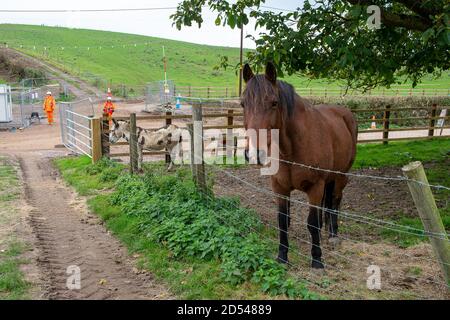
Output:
top-left (271, 101), bottom-right (278, 108)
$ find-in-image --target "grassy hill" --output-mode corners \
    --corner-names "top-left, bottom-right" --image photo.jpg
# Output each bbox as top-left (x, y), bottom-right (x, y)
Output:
top-left (0, 24), bottom-right (448, 93)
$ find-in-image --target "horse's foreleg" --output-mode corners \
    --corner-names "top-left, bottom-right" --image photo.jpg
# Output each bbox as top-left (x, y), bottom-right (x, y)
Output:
top-left (276, 196), bottom-right (290, 264)
top-left (307, 181), bottom-right (325, 269)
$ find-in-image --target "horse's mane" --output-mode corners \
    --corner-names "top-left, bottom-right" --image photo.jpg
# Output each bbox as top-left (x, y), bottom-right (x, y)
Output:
top-left (243, 74), bottom-right (297, 118)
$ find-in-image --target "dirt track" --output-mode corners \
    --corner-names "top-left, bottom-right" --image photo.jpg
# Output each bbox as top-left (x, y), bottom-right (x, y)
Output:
top-left (18, 152), bottom-right (169, 299)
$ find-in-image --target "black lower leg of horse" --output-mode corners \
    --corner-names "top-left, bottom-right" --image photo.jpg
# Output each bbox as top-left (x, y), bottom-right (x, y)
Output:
top-left (277, 198), bottom-right (289, 264)
top-left (329, 196), bottom-right (342, 238)
top-left (287, 199), bottom-right (291, 228)
top-left (307, 207), bottom-right (324, 269)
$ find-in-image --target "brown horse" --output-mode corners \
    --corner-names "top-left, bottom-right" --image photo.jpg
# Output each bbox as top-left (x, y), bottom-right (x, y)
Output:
top-left (242, 62), bottom-right (358, 269)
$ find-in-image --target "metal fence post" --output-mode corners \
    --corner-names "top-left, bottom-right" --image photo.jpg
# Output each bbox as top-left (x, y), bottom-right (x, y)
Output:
top-left (383, 105), bottom-right (391, 145)
top-left (129, 113), bottom-right (139, 174)
top-left (402, 161), bottom-right (450, 289)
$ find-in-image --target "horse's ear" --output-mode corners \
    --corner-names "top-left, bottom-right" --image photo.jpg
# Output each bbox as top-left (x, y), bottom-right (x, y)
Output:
top-left (265, 61), bottom-right (277, 84)
top-left (243, 64), bottom-right (254, 83)
top-left (112, 118), bottom-right (118, 126)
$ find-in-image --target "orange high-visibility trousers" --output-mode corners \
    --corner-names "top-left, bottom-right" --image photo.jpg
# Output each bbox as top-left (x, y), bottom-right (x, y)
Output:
top-left (46, 111), bottom-right (54, 124)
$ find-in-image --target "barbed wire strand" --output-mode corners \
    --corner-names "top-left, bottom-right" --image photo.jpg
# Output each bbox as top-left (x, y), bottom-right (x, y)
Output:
top-left (214, 164), bottom-right (450, 241)
top-left (266, 156), bottom-right (450, 191)
top-left (229, 188), bottom-right (449, 288)
top-left (198, 177), bottom-right (438, 299)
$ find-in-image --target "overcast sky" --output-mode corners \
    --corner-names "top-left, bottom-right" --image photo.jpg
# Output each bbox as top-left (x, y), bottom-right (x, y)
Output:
top-left (0, 0), bottom-right (301, 49)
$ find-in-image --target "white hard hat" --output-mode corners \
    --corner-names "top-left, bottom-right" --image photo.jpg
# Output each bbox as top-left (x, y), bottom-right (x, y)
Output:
top-left (107, 96), bottom-right (112, 100)
top-left (46, 91), bottom-right (52, 95)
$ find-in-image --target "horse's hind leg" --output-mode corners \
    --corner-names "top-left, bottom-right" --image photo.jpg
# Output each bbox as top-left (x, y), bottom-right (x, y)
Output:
top-left (323, 181), bottom-right (334, 232)
top-left (328, 177), bottom-right (348, 248)
top-left (307, 181), bottom-right (325, 269)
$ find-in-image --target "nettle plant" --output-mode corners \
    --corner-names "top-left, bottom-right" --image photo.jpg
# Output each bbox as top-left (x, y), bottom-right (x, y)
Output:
top-left (110, 168), bottom-right (320, 299)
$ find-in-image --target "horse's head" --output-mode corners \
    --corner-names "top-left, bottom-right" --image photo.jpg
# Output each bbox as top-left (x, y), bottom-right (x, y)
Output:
top-left (109, 119), bottom-right (130, 144)
top-left (242, 62), bottom-right (291, 164)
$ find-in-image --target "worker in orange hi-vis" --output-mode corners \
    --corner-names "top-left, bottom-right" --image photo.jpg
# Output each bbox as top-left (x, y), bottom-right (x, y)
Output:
top-left (43, 91), bottom-right (56, 125)
top-left (103, 96), bottom-right (116, 125)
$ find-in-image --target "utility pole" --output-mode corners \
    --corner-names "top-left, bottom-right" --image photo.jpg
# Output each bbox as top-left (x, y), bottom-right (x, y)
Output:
top-left (238, 25), bottom-right (244, 97)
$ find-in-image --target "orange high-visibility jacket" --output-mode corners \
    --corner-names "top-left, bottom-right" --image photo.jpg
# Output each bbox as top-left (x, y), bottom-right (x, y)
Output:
top-left (103, 101), bottom-right (115, 114)
top-left (43, 96), bottom-right (56, 112)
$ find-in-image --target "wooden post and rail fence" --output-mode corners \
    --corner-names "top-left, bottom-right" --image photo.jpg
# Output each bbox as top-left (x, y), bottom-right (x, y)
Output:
top-left (91, 104), bottom-right (449, 166)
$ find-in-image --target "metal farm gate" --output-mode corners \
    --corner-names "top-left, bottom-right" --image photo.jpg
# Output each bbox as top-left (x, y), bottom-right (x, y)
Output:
top-left (59, 99), bottom-right (96, 158)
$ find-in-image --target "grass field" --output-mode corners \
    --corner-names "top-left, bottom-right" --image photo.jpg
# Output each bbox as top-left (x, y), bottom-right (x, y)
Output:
top-left (0, 157), bottom-right (30, 300)
top-left (0, 24), bottom-right (448, 91)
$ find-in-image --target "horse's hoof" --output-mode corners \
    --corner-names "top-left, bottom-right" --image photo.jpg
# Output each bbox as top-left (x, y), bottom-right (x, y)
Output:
top-left (311, 259), bottom-right (324, 269)
top-left (328, 237), bottom-right (342, 250)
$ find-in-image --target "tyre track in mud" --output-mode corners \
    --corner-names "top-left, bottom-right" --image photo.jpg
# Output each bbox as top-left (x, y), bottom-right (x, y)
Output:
top-left (19, 153), bottom-right (171, 300)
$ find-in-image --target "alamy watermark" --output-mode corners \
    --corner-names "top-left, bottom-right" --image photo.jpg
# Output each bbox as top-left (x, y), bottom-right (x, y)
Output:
top-left (367, 265), bottom-right (381, 290)
top-left (66, 265), bottom-right (81, 290)
top-left (367, 5), bottom-right (381, 30)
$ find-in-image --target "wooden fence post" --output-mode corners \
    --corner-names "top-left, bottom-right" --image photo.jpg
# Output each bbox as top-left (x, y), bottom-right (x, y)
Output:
top-left (165, 111), bottom-right (172, 164)
top-left (192, 103), bottom-right (206, 193)
top-left (188, 85), bottom-right (191, 97)
top-left (428, 104), bottom-right (437, 137)
top-left (226, 109), bottom-right (234, 164)
top-left (101, 113), bottom-right (110, 159)
top-left (207, 87), bottom-right (210, 99)
top-left (187, 123), bottom-right (195, 174)
top-left (129, 113), bottom-right (138, 174)
top-left (402, 161), bottom-right (450, 288)
top-left (383, 105), bottom-right (391, 145)
top-left (91, 117), bottom-right (102, 164)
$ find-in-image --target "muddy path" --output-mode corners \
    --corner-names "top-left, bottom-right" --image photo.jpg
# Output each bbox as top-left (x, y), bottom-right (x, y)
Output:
top-left (17, 152), bottom-right (170, 299)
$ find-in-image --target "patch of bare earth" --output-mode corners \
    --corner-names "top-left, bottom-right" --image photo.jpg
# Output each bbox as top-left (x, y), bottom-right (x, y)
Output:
top-left (213, 166), bottom-right (449, 300)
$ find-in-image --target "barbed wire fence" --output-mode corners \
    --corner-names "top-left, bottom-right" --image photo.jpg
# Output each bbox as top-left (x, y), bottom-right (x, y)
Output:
top-left (179, 101), bottom-right (450, 299)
